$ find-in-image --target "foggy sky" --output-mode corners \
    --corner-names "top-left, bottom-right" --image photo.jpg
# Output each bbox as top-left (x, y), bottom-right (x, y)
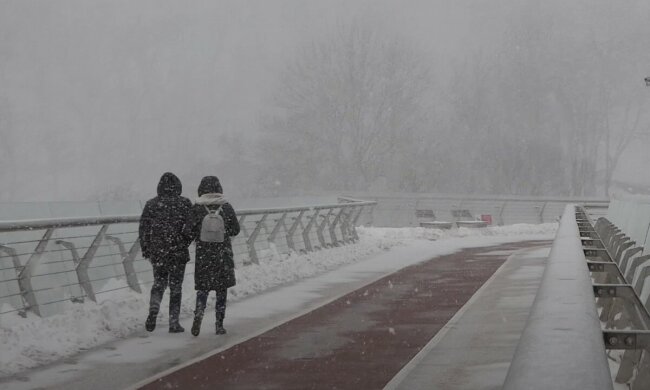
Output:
top-left (1, 1), bottom-right (649, 201)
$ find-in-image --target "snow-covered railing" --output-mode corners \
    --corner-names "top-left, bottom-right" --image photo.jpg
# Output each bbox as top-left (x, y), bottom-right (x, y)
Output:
top-left (502, 205), bottom-right (614, 390)
top-left (0, 199), bottom-right (376, 318)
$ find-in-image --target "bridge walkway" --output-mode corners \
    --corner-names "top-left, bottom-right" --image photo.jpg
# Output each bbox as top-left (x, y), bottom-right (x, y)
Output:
top-left (386, 245), bottom-right (549, 389)
top-left (2, 239), bottom-right (549, 390)
top-left (137, 241), bottom-right (548, 390)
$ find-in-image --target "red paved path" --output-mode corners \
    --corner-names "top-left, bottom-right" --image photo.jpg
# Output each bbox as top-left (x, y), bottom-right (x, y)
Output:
top-left (141, 240), bottom-right (548, 390)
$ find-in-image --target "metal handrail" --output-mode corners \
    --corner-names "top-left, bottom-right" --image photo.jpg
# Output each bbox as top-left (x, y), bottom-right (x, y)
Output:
top-left (0, 198), bottom-right (376, 317)
top-left (342, 192), bottom-right (610, 204)
top-left (0, 201), bottom-right (379, 233)
top-left (583, 204), bottom-right (650, 388)
top-left (502, 205), bottom-right (614, 390)
top-left (342, 193), bottom-right (609, 227)
top-left (0, 215), bottom-right (139, 233)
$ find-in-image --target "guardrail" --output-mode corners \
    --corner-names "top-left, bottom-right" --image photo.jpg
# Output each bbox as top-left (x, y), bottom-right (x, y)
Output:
top-left (586, 208), bottom-right (650, 389)
top-left (0, 199), bottom-right (376, 318)
top-left (502, 205), bottom-right (614, 390)
top-left (342, 192), bottom-right (609, 227)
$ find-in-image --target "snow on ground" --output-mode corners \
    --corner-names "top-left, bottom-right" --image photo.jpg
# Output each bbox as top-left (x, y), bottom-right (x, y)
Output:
top-left (0, 223), bottom-right (556, 377)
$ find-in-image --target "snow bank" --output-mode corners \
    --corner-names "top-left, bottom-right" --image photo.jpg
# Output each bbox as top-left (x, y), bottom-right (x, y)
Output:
top-left (0, 223), bottom-right (556, 376)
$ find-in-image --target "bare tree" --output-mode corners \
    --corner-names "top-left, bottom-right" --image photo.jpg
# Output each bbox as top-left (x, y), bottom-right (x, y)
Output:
top-left (439, 0), bottom-right (650, 197)
top-left (590, 2), bottom-right (650, 195)
top-left (602, 89), bottom-right (647, 195)
top-left (259, 24), bottom-right (433, 193)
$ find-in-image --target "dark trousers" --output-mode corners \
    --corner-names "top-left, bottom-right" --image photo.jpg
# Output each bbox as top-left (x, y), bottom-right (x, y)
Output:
top-left (195, 288), bottom-right (228, 324)
top-left (149, 262), bottom-right (186, 324)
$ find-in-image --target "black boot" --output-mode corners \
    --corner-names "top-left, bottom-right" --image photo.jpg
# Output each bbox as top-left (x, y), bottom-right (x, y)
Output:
top-left (145, 311), bottom-right (157, 332)
top-left (215, 314), bottom-right (226, 335)
top-left (169, 298), bottom-right (184, 333)
top-left (169, 322), bottom-right (185, 333)
top-left (191, 310), bottom-right (204, 337)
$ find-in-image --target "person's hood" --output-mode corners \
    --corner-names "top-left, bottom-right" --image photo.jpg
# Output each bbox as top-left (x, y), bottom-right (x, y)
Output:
top-left (195, 193), bottom-right (228, 205)
top-left (157, 172), bottom-right (182, 197)
top-left (198, 176), bottom-right (223, 196)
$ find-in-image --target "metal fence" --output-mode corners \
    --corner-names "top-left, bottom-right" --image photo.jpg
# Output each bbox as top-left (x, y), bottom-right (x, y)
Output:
top-left (504, 201), bottom-right (650, 390)
top-left (502, 205), bottom-right (614, 390)
top-left (587, 201), bottom-right (650, 389)
top-left (0, 199), bottom-right (375, 318)
top-left (342, 192), bottom-right (610, 227)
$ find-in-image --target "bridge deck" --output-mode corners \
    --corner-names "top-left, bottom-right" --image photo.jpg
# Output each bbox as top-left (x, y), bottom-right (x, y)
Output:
top-left (387, 245), bottom-right (549, 389)
top-left (1, 239), bottom-right (550, 390)
top-left (138, 241), bottom-right (548, 390)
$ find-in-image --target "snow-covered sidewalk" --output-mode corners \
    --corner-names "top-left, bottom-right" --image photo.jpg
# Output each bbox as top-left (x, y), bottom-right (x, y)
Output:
top-left (0, 224), bottom-right (556, 389)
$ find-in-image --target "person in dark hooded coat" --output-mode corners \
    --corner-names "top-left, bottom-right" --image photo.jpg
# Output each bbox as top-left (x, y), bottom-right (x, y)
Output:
top-left (139, 172), bottom-right (192, 333)
top-left (183, 176), bottom-right (240, 336)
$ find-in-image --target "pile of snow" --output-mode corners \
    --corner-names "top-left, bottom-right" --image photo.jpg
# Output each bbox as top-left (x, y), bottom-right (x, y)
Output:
top-left (0, 223), bottom-right (556, 376)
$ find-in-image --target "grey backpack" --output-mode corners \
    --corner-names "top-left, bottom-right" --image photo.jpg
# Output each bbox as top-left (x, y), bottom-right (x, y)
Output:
top-left (200, 205), bottom-right (225, 243)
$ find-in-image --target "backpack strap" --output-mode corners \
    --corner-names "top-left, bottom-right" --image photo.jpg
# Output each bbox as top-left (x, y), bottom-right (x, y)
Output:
top-left (204, 205), bottom-right (224, 214)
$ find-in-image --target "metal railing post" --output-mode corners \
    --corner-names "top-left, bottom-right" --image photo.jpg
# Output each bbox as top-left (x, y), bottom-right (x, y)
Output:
top-left (123, 240), bottom-right (142, 293)
top-left (246, 214), bottom-right (267, 265)
top-left (317, 208), bottom-right (334, 248)
top-left (339, 206), bottom-right (354, 243)
top-left (0, 244), bottom-right (28, 315)
top-left (105, 236), bottom-right (126, 258)
top-left (620, 247), bottom-right (643, 275)
top-left (328, 207), bottom-right (345, 247)
top-left (56, 240), bottom-right (81, 265)
top-left (76, 225), bottom-right (109, 302)
top-left (106, 235), bottom-right (141, 293)
top-left (268, 212), bottom-right (288, 244)
top-left (498, 201), bottom-right (507, 226)
top-left (238, 215), bottom-right (249, 238)
top-left (350, 205), bottom-right (366, 241)
top-left (538, 202), bottom-right (548, 224)
top-left (17, 228), bottom-right (55, 316)
top-left (55, 240), bottom-right (85, 302)
top-left (302, 209), bottom-right (319, 252)
top-left (286, 210), bottom-right (305, 252)
top-left (105, 235), bottom-right (127, 275)
top-left (0, 244), bottom-right (22, 280)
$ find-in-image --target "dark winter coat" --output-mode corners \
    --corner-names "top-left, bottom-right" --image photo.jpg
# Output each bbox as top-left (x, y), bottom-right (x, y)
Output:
top-left (138, 172), bottom-right (192, 265)
top-left (184, 176), bottom-right (240, 291)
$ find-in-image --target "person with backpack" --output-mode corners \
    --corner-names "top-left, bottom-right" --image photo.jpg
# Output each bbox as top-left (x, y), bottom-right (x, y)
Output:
top-left (183, 176), bottom-right (240, 336)
top-left (139, 172), bottom-right (192, 333)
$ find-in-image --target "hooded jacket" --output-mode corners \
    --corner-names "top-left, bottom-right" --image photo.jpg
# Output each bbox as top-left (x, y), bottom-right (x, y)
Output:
top-left (139, 172), bottom-right (193, 264)
top-left (184, 176), bottom-right (240, 291)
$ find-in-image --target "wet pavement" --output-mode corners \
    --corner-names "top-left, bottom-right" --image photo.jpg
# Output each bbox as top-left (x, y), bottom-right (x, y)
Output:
top-left (140, 240), bottom-right (548, 390)
top-left (387, 245), bottom-right (550, 390)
